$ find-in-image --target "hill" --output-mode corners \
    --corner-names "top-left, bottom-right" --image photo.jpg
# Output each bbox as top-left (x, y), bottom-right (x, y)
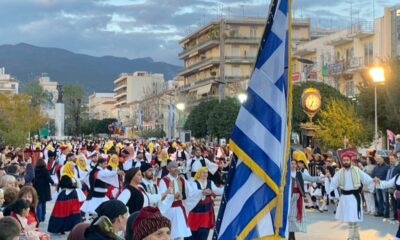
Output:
top-left (0, 43), bottom-right (181, 92)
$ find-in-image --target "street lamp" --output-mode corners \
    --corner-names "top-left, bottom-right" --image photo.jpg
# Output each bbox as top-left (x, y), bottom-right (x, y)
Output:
top-left (176, 102), bottom-right (185, 111)
top-left (369, 66), bottom-right (385, 148)
top-left (237, 93), bottom-right (247, 104)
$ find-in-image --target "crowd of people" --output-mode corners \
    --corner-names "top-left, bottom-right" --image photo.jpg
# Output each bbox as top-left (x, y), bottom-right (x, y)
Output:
top-left (1, 137), bottom-right (400, 240)
top-left (0, 138), bottom-right (230, 240)
top-left (289, 146), bottom-right (400, 240)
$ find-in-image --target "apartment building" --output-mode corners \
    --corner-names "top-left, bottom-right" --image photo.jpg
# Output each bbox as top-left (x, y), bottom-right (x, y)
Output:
top-left (294, 4), bottom-right (400, 98)
top-left (0, 67), bottom-right (19, 95)
top-left (176, 17), bottom-right (311, 108)
top-left (88, 92), bottom-right (116, 120)
top-left (113, 71), bottom-right (165, 136)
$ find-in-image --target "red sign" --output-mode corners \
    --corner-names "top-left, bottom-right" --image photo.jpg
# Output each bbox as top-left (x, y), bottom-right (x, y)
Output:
top-left (337, 148), bottom-right (358, 164)
top-left (292, 72), bottom-right (300, 81)
top-left (308, 71), bottom-right (317, 79)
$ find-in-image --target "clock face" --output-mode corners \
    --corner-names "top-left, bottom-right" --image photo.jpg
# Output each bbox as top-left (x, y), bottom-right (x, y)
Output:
top-left (305, 94), bottom-right (321, 111)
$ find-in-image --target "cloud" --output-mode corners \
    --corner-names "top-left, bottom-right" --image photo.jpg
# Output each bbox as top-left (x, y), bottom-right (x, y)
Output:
top-left (0, 0), bottom-right (398, 65)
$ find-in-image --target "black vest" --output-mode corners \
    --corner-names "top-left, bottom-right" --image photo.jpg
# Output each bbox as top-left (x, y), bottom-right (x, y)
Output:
top-left (140, 182), bottom-right (158, 195)
top-left (126, 185), bottom-right (144, 214)
top-left (88, 167), bottom-right (108, 199)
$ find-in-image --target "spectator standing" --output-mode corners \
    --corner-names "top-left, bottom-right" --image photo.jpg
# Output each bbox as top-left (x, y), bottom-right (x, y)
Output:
top-left (372, 155), bottom-right (390, 217)
top-left (33, 158), bottom-right (54, 222)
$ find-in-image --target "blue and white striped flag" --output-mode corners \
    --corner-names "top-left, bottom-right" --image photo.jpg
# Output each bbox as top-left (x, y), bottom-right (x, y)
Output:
top-left (213, 0), bottom-right (292, 239)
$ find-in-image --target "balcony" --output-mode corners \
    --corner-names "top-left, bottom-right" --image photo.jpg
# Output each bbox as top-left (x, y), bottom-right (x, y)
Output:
top-left (178, 57), bottom-right (220, 76)
top-left (225, 56), bottom-right (256, 64)
top-left (347, 21), bottom-right (374, 38)
top-left (179, 38), bottom-right (220, 59)
top-left (327, 37), bottom-right (353, 46)
top-left (225, 36), bottom-right (260, 45)
top-left (327, 57), bottom-right (370, 76)
top-left (225, 75), bottom-right (251, 83)
top-left (176, 77), bottom-right (216, 93)
top-left (295, 47), bottom-right (316, 57)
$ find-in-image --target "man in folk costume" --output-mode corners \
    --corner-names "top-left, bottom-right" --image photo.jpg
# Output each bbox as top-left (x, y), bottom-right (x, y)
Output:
top-left (326, 154), bottom-right (375, 240)
top-left (289, 151), bottom-right (322, 240)
top-left (139, 162), bottom-right (173, 213)
top-left (186, 147), bottom-right (218, 180)
top-left (81, 158), bottom-right (121, 216)
top-left (123, 148), bottom-right (147, 171)
top-left (158, 161), bottom-right (207, 239)
top-left (122, 146), bottom-right (138, 171)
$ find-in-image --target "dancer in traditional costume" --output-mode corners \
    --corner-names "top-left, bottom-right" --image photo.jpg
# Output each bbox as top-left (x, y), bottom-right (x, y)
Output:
top-left (326, 154), bottom-right (375, 240)
top-left (187, 167), bottom-right (223, 240)
top-left (80, 158), bottom-right (119, 216)
top-left (288, 151), bottom-right (322, 240)
top-left (186, 147), bottom-right (218, 180)
top-left (118, 168), bottom-right (151, 214)
top-left (48, 161), bottom-right (86, 234)
top-left (158, 161), bottom-right (206, 239)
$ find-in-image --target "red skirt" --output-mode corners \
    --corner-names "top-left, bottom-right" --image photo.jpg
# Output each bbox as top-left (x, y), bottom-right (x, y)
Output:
top-left (188, 197), bottom-right (215, 231)
top-left (47, 189), bottom-right (82, 233)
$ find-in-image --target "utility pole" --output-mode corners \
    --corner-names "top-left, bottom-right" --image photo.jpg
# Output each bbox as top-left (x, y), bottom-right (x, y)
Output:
top-left (219, 19), bottom-right (226, 103)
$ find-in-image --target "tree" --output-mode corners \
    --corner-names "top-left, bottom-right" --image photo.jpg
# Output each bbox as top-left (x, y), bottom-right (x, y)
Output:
top-left (81, 118), bottom-right (117, 135)
top-left (139, 128), bottom-right (166, 139)
top-left (207, 98), bottom-right (241, 139)
top-left (0, 93), bottom-right (46, 146)
top-left (293, 81), bottom-right (350, 133)
top-left (184, 100), bottom-right (218, 138)
top-left (64, 84), bottom-right (86, 136)
top-left (357, 58), bottom-right (400, 133)
top-left (23, 79), bottom-right (53, 108)
top-left (317, 99), bottom-right (373, 149)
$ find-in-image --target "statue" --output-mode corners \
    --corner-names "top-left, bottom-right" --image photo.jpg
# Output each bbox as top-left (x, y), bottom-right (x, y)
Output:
top-left (56, 84), bottom-right (64, 103)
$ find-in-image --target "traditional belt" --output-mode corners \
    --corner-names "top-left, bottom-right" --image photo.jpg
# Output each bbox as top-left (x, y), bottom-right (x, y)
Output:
top-left (341, 189), bottom-right (362, 219)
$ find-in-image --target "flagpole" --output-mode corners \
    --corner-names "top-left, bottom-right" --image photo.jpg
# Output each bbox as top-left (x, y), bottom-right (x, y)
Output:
top-left (274, 0), bottom-right (293, 238)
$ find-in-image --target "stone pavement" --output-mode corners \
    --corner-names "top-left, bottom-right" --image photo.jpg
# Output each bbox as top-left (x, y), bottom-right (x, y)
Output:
top-left (40, 196), bottom-right (396, 240)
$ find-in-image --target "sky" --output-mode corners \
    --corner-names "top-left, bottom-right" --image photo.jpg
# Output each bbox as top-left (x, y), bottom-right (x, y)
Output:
top-left (0, 0), bottom-right (398, 65)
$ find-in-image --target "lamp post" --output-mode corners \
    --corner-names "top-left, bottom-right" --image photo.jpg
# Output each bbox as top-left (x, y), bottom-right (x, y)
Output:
top-left (237, 93), bottom-right (247, 104)
top-left (369, 66), bottom-right (385, 148)
top-left (176, 103), bottom-right (185, 140)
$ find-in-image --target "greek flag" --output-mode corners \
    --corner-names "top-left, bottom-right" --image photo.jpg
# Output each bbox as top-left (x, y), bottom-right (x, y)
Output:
top-left (213, 0), bottom-right (292, 239)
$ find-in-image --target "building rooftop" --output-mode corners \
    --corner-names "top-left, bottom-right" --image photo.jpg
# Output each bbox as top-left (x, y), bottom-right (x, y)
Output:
top-left (90, 92), bottom-right (115, 98)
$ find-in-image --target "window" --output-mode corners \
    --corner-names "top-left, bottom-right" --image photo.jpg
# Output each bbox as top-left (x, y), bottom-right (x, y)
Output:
top-left (231, 65), bottom-right (240, 76)
top-left (292, 63), bottom-right (297, 72)
top-left (231, 45), bottom-right (240, 57)
top-left (345, 80), bottom-right (355, 97)
top-left (364, 42), bottom-right (373, 65)
top-left (11, 84), bottom-right (15, 89)
top-left (345, 48), bottom-right (354, 62)
top-left (250, 27), bottom-right (257, 39)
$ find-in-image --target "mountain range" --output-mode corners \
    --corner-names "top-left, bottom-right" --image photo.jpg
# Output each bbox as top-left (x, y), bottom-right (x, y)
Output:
top-left (0, 43), bottom-right (181, 93)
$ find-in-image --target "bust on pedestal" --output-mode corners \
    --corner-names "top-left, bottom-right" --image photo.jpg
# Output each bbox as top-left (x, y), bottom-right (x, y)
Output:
top-left (55, 85), bottom-right (65, 138)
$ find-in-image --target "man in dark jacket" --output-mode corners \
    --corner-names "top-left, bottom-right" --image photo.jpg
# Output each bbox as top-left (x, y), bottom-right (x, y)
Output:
top-left (84, 199), bottom-right (128, 240)
top-left (372, 155), bottom-right (390, 217)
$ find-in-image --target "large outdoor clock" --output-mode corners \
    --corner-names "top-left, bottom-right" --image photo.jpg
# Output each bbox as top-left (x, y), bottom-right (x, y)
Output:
top-left (301, 88), bottom-right (321, 121)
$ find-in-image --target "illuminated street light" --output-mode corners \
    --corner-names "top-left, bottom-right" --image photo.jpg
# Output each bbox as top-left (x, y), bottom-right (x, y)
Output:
top-left (369, 67), bottom-right (385, 83)
top-left (369, 66), bottom-right (385, 148)
top-left (176, 102), bottom-right (185, 111)
top-left (237, 93), bottom-right (247, 104)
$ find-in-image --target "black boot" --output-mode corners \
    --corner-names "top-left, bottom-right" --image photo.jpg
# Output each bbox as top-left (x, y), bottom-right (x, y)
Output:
top-left (289, 232), bottom-right (296, 240)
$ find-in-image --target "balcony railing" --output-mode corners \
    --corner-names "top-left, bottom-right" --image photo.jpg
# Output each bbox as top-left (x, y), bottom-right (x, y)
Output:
top-left (347, 21), bottom-right (374, 37)
top-left (225, 56), bottom-right (256, 63)
top-left (179, 38), bottom-right (219, 59)
top-left (327, 57), bottom-right (371, 76)
top-left (225, 36), bottom-right (260, 44)
top-left (178, 57), bottom-right (220, 76)
top-left (176, 77), bottom-right (216, 93)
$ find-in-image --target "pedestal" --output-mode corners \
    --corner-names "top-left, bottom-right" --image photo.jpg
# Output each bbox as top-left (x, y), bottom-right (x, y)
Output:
top-left (301, 127), bottom-right (316, 148)
top-left (55, 103), bottom-right (65, 137)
